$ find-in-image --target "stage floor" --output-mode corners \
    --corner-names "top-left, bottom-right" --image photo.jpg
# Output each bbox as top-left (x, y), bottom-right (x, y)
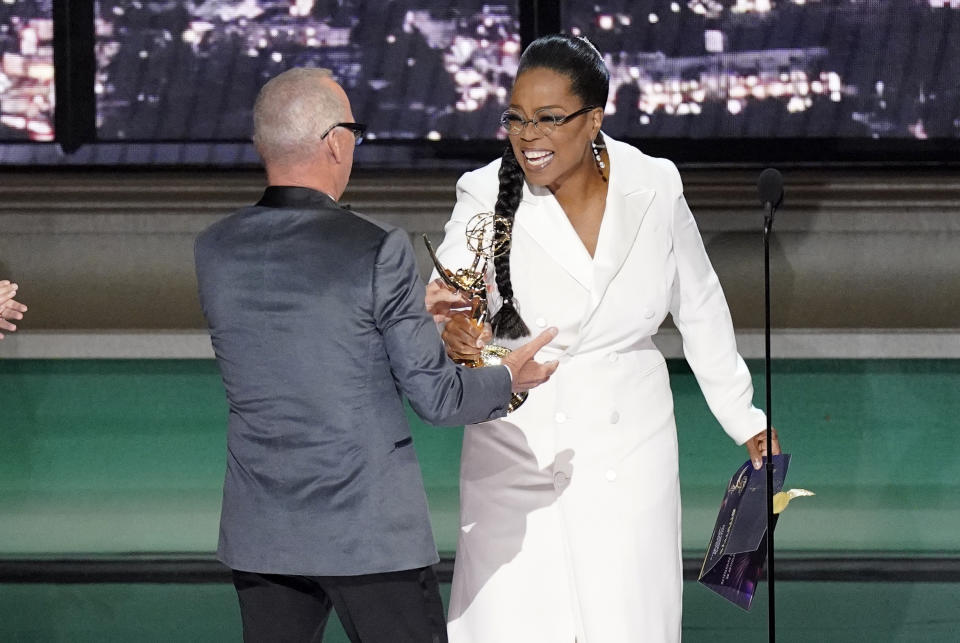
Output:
top-left (1, 580), bottom-right (958, 642)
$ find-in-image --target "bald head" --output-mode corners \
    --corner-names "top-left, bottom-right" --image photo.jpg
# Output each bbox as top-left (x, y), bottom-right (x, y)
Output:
top-left (253, 67), bottom-right (349, 166)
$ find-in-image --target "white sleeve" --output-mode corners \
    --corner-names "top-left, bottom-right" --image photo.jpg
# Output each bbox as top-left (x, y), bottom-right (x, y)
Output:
top-left (668, 190), bottom-right (766, 445)
top-left (433, 165), bottom-right (500, 277)
top-left (430, 163), bottom-right (503, 335)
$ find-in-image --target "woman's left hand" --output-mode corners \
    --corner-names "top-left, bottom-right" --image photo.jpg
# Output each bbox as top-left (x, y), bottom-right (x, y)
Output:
top-left (745, 427), bottom-right (780, 470)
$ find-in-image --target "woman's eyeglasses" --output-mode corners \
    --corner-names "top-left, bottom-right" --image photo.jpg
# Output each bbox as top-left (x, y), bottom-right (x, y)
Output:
top-left (499, 106), bottom-right (600, 137)
top-left (320, 122), bottom-right (367, 146)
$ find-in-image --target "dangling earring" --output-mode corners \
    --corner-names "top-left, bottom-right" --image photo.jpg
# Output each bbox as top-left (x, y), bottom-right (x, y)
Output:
top-left (592, 138), bottom-right (607, 180)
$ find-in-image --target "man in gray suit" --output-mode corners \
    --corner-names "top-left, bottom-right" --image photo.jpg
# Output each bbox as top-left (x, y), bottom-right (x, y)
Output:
top-left (195, 68), bottom-right (558, 643)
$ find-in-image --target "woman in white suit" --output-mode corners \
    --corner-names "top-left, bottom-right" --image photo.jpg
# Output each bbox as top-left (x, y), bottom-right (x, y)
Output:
top-left (427, 34), bottom-right (780, 642)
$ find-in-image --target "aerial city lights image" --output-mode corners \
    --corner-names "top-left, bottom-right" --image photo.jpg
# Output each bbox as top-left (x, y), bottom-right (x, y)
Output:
top-left (566, 0), bottom-right (960, 139)
top-left (0, 0), bottom-right (54, 142)
top-left (4, 1), bottom-right (957, 145)
top-left (94, 0), bottom-right (521, 141)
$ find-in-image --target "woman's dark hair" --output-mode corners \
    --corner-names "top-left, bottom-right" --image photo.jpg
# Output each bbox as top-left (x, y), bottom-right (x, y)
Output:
top-left (516, 34), bottom-right (609, 109)
top-left (490, 34), bottom-right (609, 339)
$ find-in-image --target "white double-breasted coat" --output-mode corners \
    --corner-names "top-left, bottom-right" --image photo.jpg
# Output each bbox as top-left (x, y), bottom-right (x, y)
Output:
top-left (435, 137), bottom-right (766, 643)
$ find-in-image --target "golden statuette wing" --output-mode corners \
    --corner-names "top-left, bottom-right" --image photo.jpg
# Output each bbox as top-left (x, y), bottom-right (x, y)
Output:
top-left (772, 488), bottom-right (816, 514)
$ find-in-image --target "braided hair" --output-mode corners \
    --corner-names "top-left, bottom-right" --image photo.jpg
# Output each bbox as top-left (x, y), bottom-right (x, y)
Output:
top-left (489, 34), bottom-right (610, 339)
top-left (490, 145), bottom-right (527, 338)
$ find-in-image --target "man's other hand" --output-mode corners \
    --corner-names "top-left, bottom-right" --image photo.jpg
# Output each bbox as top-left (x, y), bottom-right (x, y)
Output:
top-left (425, 278), bottom-right (472, 323)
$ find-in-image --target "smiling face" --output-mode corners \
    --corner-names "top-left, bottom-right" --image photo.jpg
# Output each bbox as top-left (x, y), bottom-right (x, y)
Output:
top-left (507, 67), bottom-right (603, 192)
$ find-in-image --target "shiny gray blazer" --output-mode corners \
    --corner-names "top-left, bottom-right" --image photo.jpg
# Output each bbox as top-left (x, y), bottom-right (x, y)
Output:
top-left (195, 186), bottom-right (511, 576)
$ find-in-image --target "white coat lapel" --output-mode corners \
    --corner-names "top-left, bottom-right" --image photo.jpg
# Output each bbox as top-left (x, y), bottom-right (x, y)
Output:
top-left (513, 182), bottom-right (593, 291)
top-left (580, 147), bottom-right (656, 329)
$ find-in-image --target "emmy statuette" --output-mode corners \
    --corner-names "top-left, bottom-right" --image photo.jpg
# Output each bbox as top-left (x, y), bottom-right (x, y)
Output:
top-left (423, 212), bottom-right (527, 412)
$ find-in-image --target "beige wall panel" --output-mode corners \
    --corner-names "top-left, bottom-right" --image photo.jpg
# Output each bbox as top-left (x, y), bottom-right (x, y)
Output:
top-left (1, 168), bottom-right (958, 330)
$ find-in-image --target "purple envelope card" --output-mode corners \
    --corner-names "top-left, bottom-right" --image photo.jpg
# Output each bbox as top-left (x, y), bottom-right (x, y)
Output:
top-left (698, 454), bottom-right (790, 610)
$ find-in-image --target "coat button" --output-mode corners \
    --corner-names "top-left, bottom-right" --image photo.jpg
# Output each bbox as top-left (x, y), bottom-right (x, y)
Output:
top-left (608, 352), bottom-right (619, 362)
top-left (605, 469), bottom-right (617, 482)
top-left (609, 411), bottom-right (620, 424)
top-left (554, 471), bottom-right (569, 489)
top-left (643, 307), bottom-right (656, 319)
top-left (535, 317), bottom-right (547, 328)
top-left (555, 412), bottom-right (567, 424)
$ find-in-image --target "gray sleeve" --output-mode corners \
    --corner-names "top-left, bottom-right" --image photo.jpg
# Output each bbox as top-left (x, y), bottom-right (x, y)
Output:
top-left (373, 227), bottom-right (511, 426)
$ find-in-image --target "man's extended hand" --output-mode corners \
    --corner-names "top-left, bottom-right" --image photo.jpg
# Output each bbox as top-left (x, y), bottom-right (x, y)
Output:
top-left (502, 327), bottom-right (559, 393)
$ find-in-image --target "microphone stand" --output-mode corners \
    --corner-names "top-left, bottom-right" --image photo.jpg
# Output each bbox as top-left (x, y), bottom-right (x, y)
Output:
top-left (758, 166), bottom-right (782, 642)
top-left (763, 202), bottom-right (776, 643)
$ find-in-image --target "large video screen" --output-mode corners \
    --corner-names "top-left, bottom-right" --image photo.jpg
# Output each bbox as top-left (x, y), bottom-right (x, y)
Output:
top-left (95, 1), bottom-right (520, 142)
top-left (0, 1), bottom-right (54, 142)
top-left (563, 0), bottom-right (960, 139)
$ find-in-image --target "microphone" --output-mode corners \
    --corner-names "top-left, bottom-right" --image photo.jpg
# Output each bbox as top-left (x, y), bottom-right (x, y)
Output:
top-left (758, 167), bottom-right (784, 215)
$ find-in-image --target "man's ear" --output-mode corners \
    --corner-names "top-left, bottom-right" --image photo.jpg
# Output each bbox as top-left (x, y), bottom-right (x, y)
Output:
top-left (326, 129), bottom-right (344, 164)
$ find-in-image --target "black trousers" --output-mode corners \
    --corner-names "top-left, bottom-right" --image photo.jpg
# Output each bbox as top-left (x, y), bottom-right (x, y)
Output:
top-left (232, 567), bottom-right (448, 643)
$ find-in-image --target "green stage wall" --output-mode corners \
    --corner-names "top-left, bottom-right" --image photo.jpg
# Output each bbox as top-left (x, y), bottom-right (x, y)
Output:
top-left (1, 358), bottom-right (957, 556)
top-left (2, 358), bottom-right (959, 642)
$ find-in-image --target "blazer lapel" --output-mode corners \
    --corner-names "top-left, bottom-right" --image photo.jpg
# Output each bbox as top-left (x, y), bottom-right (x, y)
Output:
top-left (512, 182), bottom-right (593, 291)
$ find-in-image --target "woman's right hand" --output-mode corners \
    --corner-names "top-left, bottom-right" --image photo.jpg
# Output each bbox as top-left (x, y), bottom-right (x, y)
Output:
top-left (442, 312), bottom-right (492, 361)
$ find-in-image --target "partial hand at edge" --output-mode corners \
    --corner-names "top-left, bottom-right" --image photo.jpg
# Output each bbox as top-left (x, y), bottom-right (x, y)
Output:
top-left (501, 327), bottom-right (560, 393)
top-left (0, 281), bottom-right (26, 340)
top-left (745, 427), bottom-right (781, 470)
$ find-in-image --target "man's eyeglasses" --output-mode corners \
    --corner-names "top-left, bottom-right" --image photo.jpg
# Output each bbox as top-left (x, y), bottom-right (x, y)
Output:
top-left (499, 106), bottom-right (600, 137)
top-left (320, 122), bottom-right (367, 146)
